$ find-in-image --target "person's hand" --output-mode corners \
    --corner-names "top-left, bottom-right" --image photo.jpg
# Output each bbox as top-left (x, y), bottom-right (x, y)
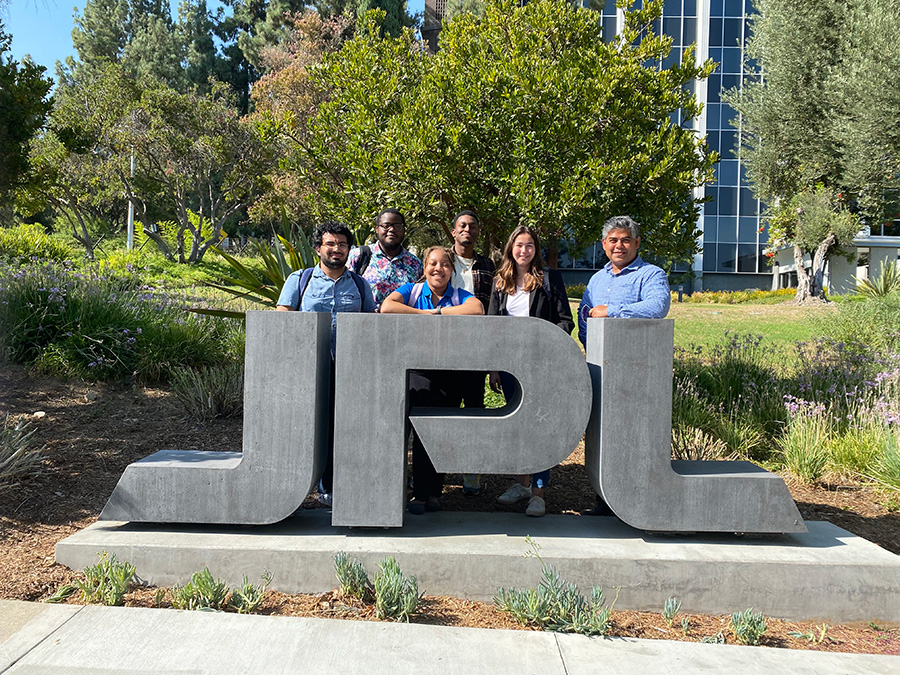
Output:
top-left (589, 305), bottom-right (609, 318)
top-left (489, 371), bottom-right (502, 393)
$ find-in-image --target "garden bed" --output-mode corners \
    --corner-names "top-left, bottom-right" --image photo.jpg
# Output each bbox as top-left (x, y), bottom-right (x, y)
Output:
top-left (1, 363), bottom-right (898, 655)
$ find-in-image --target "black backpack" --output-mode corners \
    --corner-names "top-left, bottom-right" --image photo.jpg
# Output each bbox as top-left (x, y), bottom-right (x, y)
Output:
top-left (353, 245), bottom-right (372, 276)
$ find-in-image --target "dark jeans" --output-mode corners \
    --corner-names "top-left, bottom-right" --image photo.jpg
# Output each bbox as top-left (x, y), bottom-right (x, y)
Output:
top-left (409, 370), bottom-right (464, 501)
top-left (320, 360), bottom-right (336, 493)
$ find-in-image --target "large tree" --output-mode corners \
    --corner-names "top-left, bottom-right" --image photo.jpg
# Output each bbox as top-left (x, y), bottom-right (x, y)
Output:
top-left (279, 0), bottom-right (715, 264)
top-left (728, 0), bottom-right (900, 302)
top-left (0, 21), bottom-right (53, 209)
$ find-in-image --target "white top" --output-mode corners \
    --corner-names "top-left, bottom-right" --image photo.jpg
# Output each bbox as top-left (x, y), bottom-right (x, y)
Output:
top-left (506, 285), bottom-right (530, 317)
top-left (452, 255), bottom-right (475, 294)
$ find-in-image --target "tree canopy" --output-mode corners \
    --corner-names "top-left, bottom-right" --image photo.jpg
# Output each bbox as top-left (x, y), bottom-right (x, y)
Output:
top-left (728, 0), bottom-right (900, 301)
top-left (0, 21), bottom-right (53, 208)
top-left (270, 0), bottom-right (716, 266)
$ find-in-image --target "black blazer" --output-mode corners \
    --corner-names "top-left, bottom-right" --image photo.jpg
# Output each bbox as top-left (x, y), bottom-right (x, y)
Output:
top-left (487, 268), bottom-right (575, 335)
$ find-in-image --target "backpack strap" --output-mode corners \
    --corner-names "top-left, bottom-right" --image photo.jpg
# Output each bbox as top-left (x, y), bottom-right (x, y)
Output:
top-left (348, 270), bottom-right (371, 308)
top-left (296, 267), bottom-right (316, 307)
top-left (353, 245), bottom-right (372, 276)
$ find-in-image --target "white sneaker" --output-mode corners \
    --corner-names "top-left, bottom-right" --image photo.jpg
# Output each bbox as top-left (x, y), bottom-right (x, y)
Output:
top-left (497, 483), bottom-right (532, 505)
top-left (525, 496), bottom-right (545, 517)
top-left (317, 492), bottom-right (333, 507)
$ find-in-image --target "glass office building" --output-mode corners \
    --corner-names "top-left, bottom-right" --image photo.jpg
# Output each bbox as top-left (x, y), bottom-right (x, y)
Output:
top-left (586, 0), bottom-right (768, 291)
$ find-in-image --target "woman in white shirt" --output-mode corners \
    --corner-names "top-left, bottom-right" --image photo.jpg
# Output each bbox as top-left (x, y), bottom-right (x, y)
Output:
top-left (487, 225), bottom-right (575, 517)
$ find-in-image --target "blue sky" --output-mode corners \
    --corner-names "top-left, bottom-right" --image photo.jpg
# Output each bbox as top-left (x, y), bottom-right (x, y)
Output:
top-left (3, 1), bottom-right (426, 73)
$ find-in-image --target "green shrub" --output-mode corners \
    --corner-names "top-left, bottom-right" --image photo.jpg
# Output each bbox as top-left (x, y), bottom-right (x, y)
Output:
top-left (815, 293), bottom-right (900, 356)
top-left (373, 557), bottom-right (420, 622)
top-left (0, 261), bottom-right (243, 383)
top-left (0, 415), bottom-right (45, 488)
top-left (171, 568), bottom-right (230, 611)
top-left (565, 283), bottom-right (586, 299)
top-left (871, 430), bottom-right (900, 490)
top-left (494, 537), bottom-right (615, 636)
top-left (679, 287), bottom-right (795, 305)
top-left (227, 572), bottom-right (273, 614)
top-left (334, 552), bottom-right (372, 601)
top-left (172, 364), bottom-right (244, 421)
top-left (0, 224), bottom-right (75, 264)
top-left (778, 406), bottom-right (831, 483)
top-left (857, 261), bottom-right (900, 298)
top-left (731, 608), bottom-right (767, 645)
top-left (76, 552), bottom-right (136, 606)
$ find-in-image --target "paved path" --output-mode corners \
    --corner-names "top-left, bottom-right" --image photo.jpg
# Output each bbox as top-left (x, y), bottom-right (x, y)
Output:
top-left (1, 600), bottom-right (897, 674)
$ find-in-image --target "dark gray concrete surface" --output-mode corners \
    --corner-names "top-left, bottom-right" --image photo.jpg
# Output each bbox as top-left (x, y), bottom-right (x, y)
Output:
top-left (332, 315), bottom-right (592, 527)
top-left (100, 311), bottom-right (332, 524)
top-left (584, 318), bottom-right (806, 533)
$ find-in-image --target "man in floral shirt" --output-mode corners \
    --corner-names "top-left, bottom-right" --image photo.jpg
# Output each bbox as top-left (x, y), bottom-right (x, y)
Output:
top-left (347, 208), bottom-right (422, 310)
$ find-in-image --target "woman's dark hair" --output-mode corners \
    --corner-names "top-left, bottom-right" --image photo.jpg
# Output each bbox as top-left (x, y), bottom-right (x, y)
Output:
top-left (494, 225), bottom-right (545, 296)
top-left (313, 221), bottom-right (355, 248)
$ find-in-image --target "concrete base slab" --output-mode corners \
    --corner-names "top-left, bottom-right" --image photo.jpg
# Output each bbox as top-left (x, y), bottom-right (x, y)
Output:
top-left (55, 512), bottom-right (900, 623)
top-left (2, 604), bottom-right (897, 674)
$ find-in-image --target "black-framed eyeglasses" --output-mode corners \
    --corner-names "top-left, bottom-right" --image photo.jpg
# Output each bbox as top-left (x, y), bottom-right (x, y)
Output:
top-left (377, 223), bottom-right (403, 232)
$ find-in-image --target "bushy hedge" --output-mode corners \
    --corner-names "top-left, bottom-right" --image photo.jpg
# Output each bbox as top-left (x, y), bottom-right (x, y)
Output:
top-left (0, 224), bottom-right (75, 264)
top-left (0, 260), bottom-right (243, 383)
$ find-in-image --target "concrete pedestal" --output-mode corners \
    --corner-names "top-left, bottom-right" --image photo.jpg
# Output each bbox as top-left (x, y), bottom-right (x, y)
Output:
top-left (56, 512), bottom-right (900, 623)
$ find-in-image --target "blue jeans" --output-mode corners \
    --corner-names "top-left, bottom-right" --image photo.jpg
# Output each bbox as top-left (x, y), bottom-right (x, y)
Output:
top-left (499, 371), bottom-right (550, 489)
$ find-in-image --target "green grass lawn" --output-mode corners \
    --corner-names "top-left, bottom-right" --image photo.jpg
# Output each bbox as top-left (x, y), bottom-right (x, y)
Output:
top-left (567, 300), bottom-right (834, 350)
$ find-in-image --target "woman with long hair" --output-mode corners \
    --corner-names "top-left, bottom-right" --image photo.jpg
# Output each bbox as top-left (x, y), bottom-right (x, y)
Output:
top-left (382, 246), bottom-right (483, 514)
top-left (487, 225), bottom-right (575, 517)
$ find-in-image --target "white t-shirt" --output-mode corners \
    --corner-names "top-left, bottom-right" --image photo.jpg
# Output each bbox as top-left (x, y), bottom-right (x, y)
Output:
top-left (452, 255), bottom-right (476, 294)
top-left (506, 285), bottom-right (530, 317)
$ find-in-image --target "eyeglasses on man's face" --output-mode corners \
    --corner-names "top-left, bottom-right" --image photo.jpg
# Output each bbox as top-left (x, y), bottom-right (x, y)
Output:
top-left (320, 239), bottom-right (349, 251)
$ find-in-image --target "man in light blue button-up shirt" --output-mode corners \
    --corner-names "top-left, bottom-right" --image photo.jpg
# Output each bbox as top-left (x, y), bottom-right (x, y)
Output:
top-left (577, 215), bottom-right (671, 347)
top-left (276, 221), bottom-right (375, 506)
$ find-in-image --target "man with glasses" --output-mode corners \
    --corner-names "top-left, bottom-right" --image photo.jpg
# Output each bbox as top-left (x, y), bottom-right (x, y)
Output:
top-left (277, 221), bottom-right (376, 506)
top-left (449, 210), bottom-right (496, 495)
top-left (347, 208), bottom-right (422, 310)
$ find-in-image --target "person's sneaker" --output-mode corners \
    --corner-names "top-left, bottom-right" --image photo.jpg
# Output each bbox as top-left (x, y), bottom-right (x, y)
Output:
top-left (407, 500), bottom-right (426, 515)
top-left (497, 483), bottom-right (532, 505)
top-left (317, 492), bottom-right (333, 507)
top-left (462, 473), bottom-right (483, 495)
top-left (525, 495), bottom-right (546, 517)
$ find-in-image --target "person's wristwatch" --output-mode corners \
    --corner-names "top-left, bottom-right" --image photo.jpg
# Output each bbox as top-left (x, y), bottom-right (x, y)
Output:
top-left (434, 307), bottom-right (442, 315)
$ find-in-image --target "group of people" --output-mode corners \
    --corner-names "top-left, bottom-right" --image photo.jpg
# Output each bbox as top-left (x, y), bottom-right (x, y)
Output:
top-left (276, 210), bottom-right (670, 517)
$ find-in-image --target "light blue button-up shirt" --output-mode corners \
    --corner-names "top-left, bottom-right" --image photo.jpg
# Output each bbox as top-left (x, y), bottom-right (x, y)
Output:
top-left (278, 265), bottom-right (376, 354)
top-left (577, 256), bottom-right (671, 346)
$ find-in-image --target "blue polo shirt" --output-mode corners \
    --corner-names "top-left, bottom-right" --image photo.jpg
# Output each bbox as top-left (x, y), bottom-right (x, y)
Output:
top-left (278, 266), bottom-right (376, 354)
top-left (577, 256), bottom-right (671, 346)
top-left (394, 282), bottom-right (474, 309)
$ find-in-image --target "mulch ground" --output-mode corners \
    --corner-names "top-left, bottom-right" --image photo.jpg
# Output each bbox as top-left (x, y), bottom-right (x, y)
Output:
top-left (1, 363), bottom-right (898, 655)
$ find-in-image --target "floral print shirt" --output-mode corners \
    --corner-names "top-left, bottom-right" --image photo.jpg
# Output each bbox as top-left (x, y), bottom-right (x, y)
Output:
top-left (347, 242), bottom-right (423, 309)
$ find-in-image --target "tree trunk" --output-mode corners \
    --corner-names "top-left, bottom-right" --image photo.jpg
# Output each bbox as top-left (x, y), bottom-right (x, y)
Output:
top-left (547, 236), bottom-right (559, 269)
top-left (793, 233), bottom-right (836, 304)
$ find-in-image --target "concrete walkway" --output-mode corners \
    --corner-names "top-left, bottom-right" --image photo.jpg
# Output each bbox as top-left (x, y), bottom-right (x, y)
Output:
top-left (1, 600), bottom-right (897, 674)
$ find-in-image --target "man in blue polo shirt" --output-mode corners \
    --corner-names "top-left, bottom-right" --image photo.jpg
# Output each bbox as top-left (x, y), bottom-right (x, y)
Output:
top-left (578, 215), bottom-right (670, 517)
top-left (577, 215), bottom-right (671, 347)
top-left (277, 221), bottom-right (376, 506)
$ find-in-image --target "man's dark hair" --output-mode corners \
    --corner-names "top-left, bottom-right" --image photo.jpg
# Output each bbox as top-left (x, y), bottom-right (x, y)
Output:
top-left (313, 221), bottom-right (355, 248)
top-left (374, 208), bottom-right (405, 228)
top-left (452, 210), bottom-right (479, 227)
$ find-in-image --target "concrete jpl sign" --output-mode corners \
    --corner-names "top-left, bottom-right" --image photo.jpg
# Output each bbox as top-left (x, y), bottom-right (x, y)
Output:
top-left (100, 312), bottom-right (805, 534)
